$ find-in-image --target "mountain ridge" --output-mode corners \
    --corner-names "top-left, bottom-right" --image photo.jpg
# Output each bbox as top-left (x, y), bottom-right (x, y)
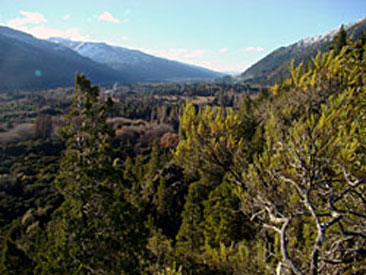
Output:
top-left (241, 17), bottom-right (366, 85)
top-left (0, 26), bottom-right (128, 91)
top-left (0, 26), bottom-right (223, 91)
top-left (49, 37), bottom-right (223, 82)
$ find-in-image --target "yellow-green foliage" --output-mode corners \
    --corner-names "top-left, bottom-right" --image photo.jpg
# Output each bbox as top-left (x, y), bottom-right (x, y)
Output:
top-left (240, 41), bottom-right (366, 273)
top-left (175, 102), bottom-right (244, 181)
top-left (158, 263), bottom-right (183, 275)
top-left (280, 42), bottom-right (366, 97)
top-left (3, 36), bottom-right (366, 275)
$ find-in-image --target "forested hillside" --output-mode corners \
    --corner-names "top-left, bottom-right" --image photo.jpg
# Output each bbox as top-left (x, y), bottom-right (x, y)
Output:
top-left (1, 33), bottom-right (366, 274)
top-left (241, 17), bottom-right (366, 85)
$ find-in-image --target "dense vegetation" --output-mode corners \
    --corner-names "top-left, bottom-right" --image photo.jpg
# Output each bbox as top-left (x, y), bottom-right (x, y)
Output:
top-left (1, 32), bottom-right (366, 274)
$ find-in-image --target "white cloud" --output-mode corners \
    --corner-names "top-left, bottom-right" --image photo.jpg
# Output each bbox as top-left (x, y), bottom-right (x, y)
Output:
top-left (218, 48), bottom-right (229, 53)
top-left (7, 11), bottom-right (46, 28)
top-left (62, 14), bottom-right (71, 20)
top-left (122, 46), bottom-right (248, 72)
top-left (10, 24), bottom-right (90, 41)
top-left (242, 46), bottom-right (264, 52)
top-left (139, 48), bottom-right (208, 60)
top-left (119, 36), bottom-right (129, 42)
top-left (98, 12), bottom-right (120, 24)
top-left (184, 49), bottom-right (207, 59)
top-left (128, 47), bottom-right (214, 70)
top-left (6, 11), bottom-right (89, 41)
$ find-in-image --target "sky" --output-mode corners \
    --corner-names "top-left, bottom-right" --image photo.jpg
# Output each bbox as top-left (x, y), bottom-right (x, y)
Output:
top-left (1, 0), bottom-right (365, 73)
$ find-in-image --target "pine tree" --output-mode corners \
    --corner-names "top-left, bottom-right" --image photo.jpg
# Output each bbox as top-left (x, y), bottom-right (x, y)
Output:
top-left (330, 24), bottom-right (347, 54)
top-left (175, 102), bottom-right (245, 184)
top-left (175, 180), bottom-right (208, 263)
top-left (202, 178), bottom-right (253, 248)
top-left (237, 44), bottom-right (366, 274)
top-left (35, 74), bottom-right (144, 274)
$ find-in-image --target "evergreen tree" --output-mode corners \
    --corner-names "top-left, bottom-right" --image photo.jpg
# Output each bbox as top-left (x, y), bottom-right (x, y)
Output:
top-left (35, 74), bottom-right (144, 274)
top-left (330, 24), bottom-right (347, 54)
top-left (202, 178), bottom-right (253, 248)
top-left (175, 103), bottom-right (245, 184)
top-left (238, 44), bottom-right (366, 274)
top-left (175, 180), bottom-right (208, 266)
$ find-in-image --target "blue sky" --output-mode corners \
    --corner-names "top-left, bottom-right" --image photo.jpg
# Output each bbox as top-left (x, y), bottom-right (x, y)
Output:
top-left (1, 0), bottom-right (365, 72)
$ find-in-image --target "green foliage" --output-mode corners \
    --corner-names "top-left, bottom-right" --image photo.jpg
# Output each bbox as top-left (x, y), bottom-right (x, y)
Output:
top-left (2, 38), bottom-right (366, 274)
top-left (142, 141), bottom-right (166, 200)
top-left (202, 178), bottom-right (253, 248)
top-left (241, 19), bottom-right (366, 85)
top-left (330, 24), bottom-right (347, 54)
top-left (175, 102), bottom-right (245, 183)
top-left (33, 74), bottom-right (145, 274)
top-left (176, 180), bottom-right (208, 255)
top-left (157, 262), bottom-right (183, 275)
top-left (237, 42), bottom-right (366, 274)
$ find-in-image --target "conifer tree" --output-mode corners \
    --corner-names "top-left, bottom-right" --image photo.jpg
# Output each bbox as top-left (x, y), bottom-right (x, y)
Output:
top-left (330, 24), bottom-right (347, 54)
top-left (175, 102), bottom-right (245, 184)
top-left (35, 74), bottom-right (143, 274)
top-left (174, 180), bottom-right (208, 270)
top-left (202, 178), bottom-right (253, 248)
top-left (238, 44), bottom-right (366, 274)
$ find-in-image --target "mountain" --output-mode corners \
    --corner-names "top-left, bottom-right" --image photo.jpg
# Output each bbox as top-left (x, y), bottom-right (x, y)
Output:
top-left (0, 26), bottom-right (128, 91)
top-left (241, 17), bottom-right (366, 85)
top-left (48, 38), bottom-right (223, 82)
top-left (0, 26), bottom-right (222, 92)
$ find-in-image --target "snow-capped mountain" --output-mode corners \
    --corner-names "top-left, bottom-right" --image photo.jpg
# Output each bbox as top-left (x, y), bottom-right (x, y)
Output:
top-left (49, 38), bottom-right (153, 66)
top-left (0, 26), bottom-right (126, 91)
top-left (241, 17), bottom-right (366, 85)
top-left (49, 38), bottom-right (223, 82)
top-left (296, 17), bottom-right (366, 49)
top-left (0, 26), bottom-right (223, 91)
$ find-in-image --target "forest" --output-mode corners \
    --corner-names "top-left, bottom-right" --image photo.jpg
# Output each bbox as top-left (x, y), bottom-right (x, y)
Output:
top-left (1, 30), bottom-right (366, 274)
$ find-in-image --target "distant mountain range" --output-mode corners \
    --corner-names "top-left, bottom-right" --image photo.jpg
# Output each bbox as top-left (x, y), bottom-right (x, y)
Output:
top-left (0, 26), bottom-right (222, 91)
top-left (2, 17), bottom-right (366, 91)
top-left (49, 38), bottom-right (223, 83)
top-left (0, 26), bottom-right (126, 91)
top-left (241, 17), bottom-right (366, 85)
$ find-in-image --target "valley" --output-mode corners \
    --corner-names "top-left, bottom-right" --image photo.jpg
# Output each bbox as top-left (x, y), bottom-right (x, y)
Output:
top-left (1, 4), bottom-right (366, 274)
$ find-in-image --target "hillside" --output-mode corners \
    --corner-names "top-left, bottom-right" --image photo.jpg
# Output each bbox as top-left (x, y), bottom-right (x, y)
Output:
top-left (241, 17), bottom-right (366, 85)
top-left (0, 26), bottom-right (129, 91)
top-left (0, 27), bottom-right (223, 92)
top-left (49, 38), bottom-right (223, 82)
top-left (2, 37), bottom-right (366, 274)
